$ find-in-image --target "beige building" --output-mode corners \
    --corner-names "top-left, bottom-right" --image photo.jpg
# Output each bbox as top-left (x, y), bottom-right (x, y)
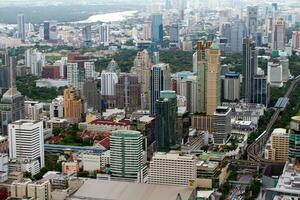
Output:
top-left (27, 180), bottom-right (51, 200)
top-left (271, 18), bottom-right (286, 51)
top-left (130, 50), bottom-right (152, 109)
top-left (191, 115), bottom-right (213, 132)
top-left (264, 128), bottom-right (289, 162)
top-left (63, 87), bottom-right (82, 123)
top-left (148, 152), bottom-right (196, 186)
top-left (10, 178), bottom-right (32, 199)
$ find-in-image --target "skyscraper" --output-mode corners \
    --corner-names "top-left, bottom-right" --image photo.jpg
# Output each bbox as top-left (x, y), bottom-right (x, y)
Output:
top-left (194, 41), bottom-right (221, 115)
top-left (151, 14), bottom-right (163, 47)
top-left (289, 116), bottom-right (300, 161)
top-left (169, 24), bottom-right (179, 48)
top-left (110, 130), bottom-right (143, 181)
top-left (100, 71), bottom-right (118, 97)
top-left (252, 69), bottom-right (269, 107)
top-left (64, 87), bottom-right (82, 123)
top-left (271, 18), bottom-right (286, 51)
top-left (82, 25), bottom-right (92, 48)
top-left (150, 63), bottom-right (171, 115)
top-left (247, 6), bottom-right (258, 38)
top-left (0, 57), bottom-right (24, 134)
top-left (99, 24), bottom-right (110, 46)
top-left (155, 90), bottom-right (178, 152)
top-left (131, 50), bottom-right (152, 109)
top-left (17, 14), bottom-right (25, 42)
top-left (223, 72), bottom-right (240, 101)
top-left (43, 21), bottom-right (50, 41)
top-left (116, 73), bottom-right (141, 113)
top-left (212, 106), bottom-right (232, 144)
top-left (25, 49), bottom-right (45, 76)
top-left (8, 120), bottom-right (44, 174)
top-left (230, 19), bottom-right (246, 53)
top-left (82, 79), bottom-right (101, 112)
top-left (242, 38), bottom-right (257, 103)
top-left (292, 31), bottom-right (300, 50)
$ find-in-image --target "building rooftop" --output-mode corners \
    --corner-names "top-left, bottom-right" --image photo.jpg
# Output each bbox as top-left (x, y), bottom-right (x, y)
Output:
top-left (90, 119), bottom-right (131, 126)
top-left (72, 179), bottom-right (194, 200)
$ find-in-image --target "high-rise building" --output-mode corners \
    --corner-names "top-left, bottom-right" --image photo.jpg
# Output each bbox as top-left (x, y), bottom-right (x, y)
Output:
top-left (99, 24), bottom-right (110, 46)
top-left (50, 96), bottom-right (64, 119)
top-left (212, 106), bottom-right (232, 144)
top-left (0, 65), bottom-right (9, 95)
top-left (67, 55), bottom-right (96, 91)
top-left (242, 38), bottom-right (257, 103)
top-left (246, 6), bottom-right (258, 38)
top-left (169, 24), bottom-right (179, 48)
top-left (0, 57), bottom-right (24, 134)
top-left (63, 87), bottom-right (82, 123)
top-left (289, 116), bottom-right (300, 161)
top-left (100, 71), bottom-right (118, 96)
top-left (194, 41), bottom-right (221, 115)
top-left (17, 14), bottom-right (25, 42)
top-left (25, 49), bottom-right (45, 76)
top-left (43, 21), bottom-right (50, 41)
top-left (150, 63), bottom-right (171, 115)
top-left (8, 120), bottom-right (44, 171)
top-left (264, 128), bottom-right (289, 162)
top-left (110, 130), bottom-right (143, 182)
top-left (292, 31), bottom-right (300, 50)
top-left (143, 22), bottom-right (152, 40)
top-left (223, 72), bottom-right (240, 101)
top-left (116, 73), bottom-right (141, 113)
top-left (180, 75), bottom-right (197, 113)
top-left (82, 79), bottom-right (101, 112)
top-left (155, 90), bottom-right (178, 152)
top-left (131, 50), bottom-right (152, 109)
top-left (148, 152), bottom-right (196, 186)
top-left (230, 19), bottom-right (246, 53)
top-left (252, 69), bottom-right (269, 107)
top-left (82, 25), bottom-right (92, 48)
top-left (267, 60), bottom-right (283, 87)
top-left (271, 18), bottom-right (286, 51)
top-left (151, 14), bottom-right (163, 47)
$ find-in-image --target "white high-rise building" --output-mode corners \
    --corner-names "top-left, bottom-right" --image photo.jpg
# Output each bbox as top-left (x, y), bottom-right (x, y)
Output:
top-left (50, 96), bottom-right (64, 118)
top-left (148, 152), bottom-right (196, 186)
top-left (267, 61), bottom-right (283, 87)
top-left (100, 71), bottom-right (118, 96)
top-left (8, 120), bottom-right (44, 171)
top-left (25, 49), bottom-right (45, 76)
top-left (99, 24), bottom-right (110, 46)
top-left (17, 14), bottom-right (25, 42)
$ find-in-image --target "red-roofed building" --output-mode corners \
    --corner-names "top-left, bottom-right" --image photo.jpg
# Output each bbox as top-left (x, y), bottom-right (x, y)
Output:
top-left (86, 119), bottom-right (131, 132)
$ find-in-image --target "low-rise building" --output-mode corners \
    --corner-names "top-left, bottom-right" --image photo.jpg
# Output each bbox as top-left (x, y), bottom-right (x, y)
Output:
top-left (62, 162), bottom-right (80, 175)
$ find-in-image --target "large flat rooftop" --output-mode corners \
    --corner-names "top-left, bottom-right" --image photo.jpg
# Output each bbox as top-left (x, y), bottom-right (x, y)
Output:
top-left (72, 179), bottom-right (194, 200)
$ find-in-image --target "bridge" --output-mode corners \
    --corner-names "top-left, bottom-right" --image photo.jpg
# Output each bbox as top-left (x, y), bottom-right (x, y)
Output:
top-left (247, 76), bottom-right (300, 164)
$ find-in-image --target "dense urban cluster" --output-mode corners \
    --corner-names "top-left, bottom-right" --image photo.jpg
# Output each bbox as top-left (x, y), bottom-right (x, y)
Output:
top-left (0, 0), bottom-right (300, 199)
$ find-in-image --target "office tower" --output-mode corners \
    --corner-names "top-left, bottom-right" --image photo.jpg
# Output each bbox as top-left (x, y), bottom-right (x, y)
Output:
top-left (169, 24), bottom-right (179, 48)
top-left (212, 106), bottom-right (232, 145)
top-left (223, 72), bottom-right (240, 101)
top-left (100, 71), bottom-right (118, 96)
top-left (148, 152), bottom-right (196, 186)
top-left (252, 69), bottom-right (269, 106)
top-left (116, 73), bottom-right (141, 113)
top-left (155, 90), bottom-right (178, 152)
top-left (292, 31), bottom-right (300, 50)
top-left (230, 19), bottom-right (246, 53)
top-left (0, 65), bottom-right (9, 95)
top-left (289, 116), bottom-right (300, 161)
top-left (0, 57), bottom-right (25, 134)
top-left (242, 38), bottom-right (257, 103)
top-left (131, 50), bottom-right (152, 109)
top-left (63, 87), bottom-right (82, 123)
top-left (165, 0), bottom-right (171, 9)
top-left (99, 24), bottom-right (110, 46)
top-left (246, 6), bottom-right (258, 38)
top-left (143, 22), bottom-right (152, 40)
top-left (43, 21), bottom-right (50, 41)
top-left (151, 14), bottom-right (163, 47)
top-left (82, 25), bottom-right (92, 48)
top-left (67, 56), bottom-right (96, 91)
top-left (83, 79), bottom-right (101, 112)
top-left (25, 49), bottom-right (45, 76)
top-left (8, 120), bottom-right (44, 171)
top-left (180, 75), bottom-right (197, 113)
top-left (150, 63), bottom-right (171, 115)
top-left (110, 130), bottom-right (143, 181)
top-left (194, 41), bottom-right (221, 115)
top-left (267, 61), bottom-right (283, 87)
top-left (24, 101), bottom-right (43, 121)
top-left (50, 96), bottom-right (64, 118)
top-left (17, 14), bottom-right (25, 42)
top-left (264, 128), bottom-right (289, 162)
top-left (107, 59), bottom-right (120, 74)
top-left (271, 18), bottom-right (286, 51)
top-left (173, 71), bottom-right (194, 95)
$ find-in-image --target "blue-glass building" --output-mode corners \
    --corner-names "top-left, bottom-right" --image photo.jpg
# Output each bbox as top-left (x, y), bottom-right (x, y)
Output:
top-left (151, 14), bottom-right (163, 47)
